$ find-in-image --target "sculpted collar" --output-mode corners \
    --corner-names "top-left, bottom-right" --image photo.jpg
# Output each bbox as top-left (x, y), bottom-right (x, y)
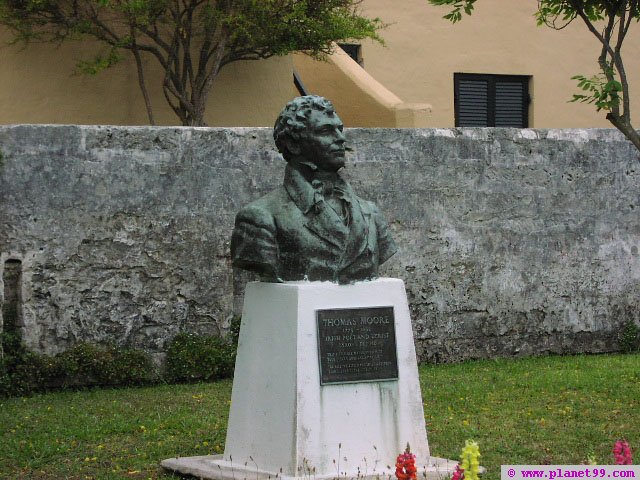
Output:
top-left (284, 164), bottom-right (354, 214)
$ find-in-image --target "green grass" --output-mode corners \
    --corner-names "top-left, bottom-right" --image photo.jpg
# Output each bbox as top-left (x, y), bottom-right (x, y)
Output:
top-left (421, 353), bottom-right (640, 478)
top-left (1, 353), bottom-right (638, 479)
top-left (0, 381), bottom-right (233, 479)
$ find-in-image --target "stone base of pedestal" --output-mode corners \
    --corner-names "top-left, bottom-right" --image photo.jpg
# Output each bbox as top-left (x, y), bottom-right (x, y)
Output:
top-left (161, 454), bottom-right (459, 480)
top-left (162, 279), bottom-right (456, 480)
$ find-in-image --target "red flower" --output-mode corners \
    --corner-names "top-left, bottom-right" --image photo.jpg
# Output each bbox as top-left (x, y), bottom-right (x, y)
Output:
top-left (613, 440), bottom-right (633, 465)
top-left (451, 464), bottom-right (465, 480)
top-left (396, 444), bottom-right (417, 480)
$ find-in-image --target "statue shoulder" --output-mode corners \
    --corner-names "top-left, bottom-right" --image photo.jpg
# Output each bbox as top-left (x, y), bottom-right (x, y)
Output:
top-left (235, 188), bottom-right (287, 227)
top-left (231, 189), bottom-right (288, 278)
top-left (358, 197), bottom-right (384, 218)
top-left (362, 199), bottom-right (398, 262)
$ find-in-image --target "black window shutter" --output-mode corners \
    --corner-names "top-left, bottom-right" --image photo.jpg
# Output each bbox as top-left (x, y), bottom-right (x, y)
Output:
top-left (455, 73), bottom-right (530, 127)
top-left (495, 81), bottom-right (526, 127)
top-left (456, 79), bottom-right (489, 126)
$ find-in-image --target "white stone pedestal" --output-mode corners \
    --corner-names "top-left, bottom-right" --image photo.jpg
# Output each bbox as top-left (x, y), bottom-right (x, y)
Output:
top-left (162, 278), bottom-right (456, 480)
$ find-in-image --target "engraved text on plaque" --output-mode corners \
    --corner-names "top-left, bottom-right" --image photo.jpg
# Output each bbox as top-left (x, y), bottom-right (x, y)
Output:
top-left (316, 306), bottom-right (398, 385)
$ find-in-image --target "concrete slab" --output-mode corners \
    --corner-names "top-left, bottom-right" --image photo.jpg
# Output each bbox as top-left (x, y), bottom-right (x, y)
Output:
top-left (161, 454), bottom-right (459, 480)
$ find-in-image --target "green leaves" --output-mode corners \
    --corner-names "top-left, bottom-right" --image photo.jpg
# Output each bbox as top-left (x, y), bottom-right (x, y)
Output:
top-left (570, 73), bottom-right (622, 111)
top-left (534, 0), bottom-right (620, 28)
top-left (165, 333), bottom-right (237, 383)
top-left (429, 0), bottom-right (638, 27)
top-left (226, 0), bottom-right (384, 59)
top-left (535, 0), bottom-right (577, 26)
top-left (427, 0), bottom-right (476, 23)
top-left (75, 48), bottom-right (123, 75)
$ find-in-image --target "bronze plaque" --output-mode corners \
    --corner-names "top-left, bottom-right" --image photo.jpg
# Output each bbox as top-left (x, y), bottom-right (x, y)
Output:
top-left (316, 306), bottom-right (398, 385)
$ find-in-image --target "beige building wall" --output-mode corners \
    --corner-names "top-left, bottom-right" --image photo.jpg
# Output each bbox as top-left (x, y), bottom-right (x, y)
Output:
top-left (3, 1), bottom-right (639, 129)
top-left (293, 48), bottom-right (431, 128)
top-left (357, 0), bottom-right (640, 128)
top-left (0, 30), bottom-right (296, 126)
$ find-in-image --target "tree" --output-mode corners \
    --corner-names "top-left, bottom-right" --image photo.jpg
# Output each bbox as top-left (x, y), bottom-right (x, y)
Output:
top-left (0, 0), bottom-right (383, 126)
top-left (428, 0), bottom-right (640, 152)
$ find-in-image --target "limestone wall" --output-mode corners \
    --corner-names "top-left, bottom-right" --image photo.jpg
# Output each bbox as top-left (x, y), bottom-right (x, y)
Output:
top-left (1, 125), bottom-right (639, 363)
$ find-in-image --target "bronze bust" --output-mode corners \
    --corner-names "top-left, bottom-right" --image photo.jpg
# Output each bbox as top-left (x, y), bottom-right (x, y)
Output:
top-left (231, 96), bottom-right (397, 283)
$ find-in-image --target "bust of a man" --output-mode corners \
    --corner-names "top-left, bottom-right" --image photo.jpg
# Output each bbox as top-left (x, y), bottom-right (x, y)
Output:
top-left (231, 95), bottom-right (397, 284)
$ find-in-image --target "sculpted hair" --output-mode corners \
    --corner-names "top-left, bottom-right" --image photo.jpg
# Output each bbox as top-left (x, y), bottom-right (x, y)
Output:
top-left (273, 95), bottom-right (336, 162)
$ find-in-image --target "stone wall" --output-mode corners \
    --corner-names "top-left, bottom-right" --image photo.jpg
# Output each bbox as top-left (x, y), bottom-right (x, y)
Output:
top-left (1, 125), bottom-right (639, 363)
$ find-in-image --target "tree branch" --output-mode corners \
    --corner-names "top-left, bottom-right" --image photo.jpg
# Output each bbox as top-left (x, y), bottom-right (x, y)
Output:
top-left (180, 1), bottom-right (195, 94)
top-left (568, 0), bottom-right (618, 59)
top-left (617, 0), bottom-right (635, 46)
top-left (137, 24), bottom-right (173, 54)
top-left (163, 69), bottom-right (196, 119)
top-left (130, 28), bottom-right (155, 125)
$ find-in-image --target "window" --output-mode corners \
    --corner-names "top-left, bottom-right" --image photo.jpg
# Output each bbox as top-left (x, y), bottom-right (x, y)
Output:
top-left (338, 43), bottom-right (364, 68)
top-left (454, 73), bottom-right (531, 127)
top-left (2, 259), bottom-right (22, 339)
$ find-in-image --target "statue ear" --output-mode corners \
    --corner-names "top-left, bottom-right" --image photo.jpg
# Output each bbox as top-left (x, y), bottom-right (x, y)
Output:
top-left (284, 138), bottom-right (302, 156)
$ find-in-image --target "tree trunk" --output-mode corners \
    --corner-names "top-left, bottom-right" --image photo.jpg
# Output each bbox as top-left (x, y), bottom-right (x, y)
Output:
top-left (607, 113), bottom-right (640, 154)
top-left (188, 109), bottom-right (207, 126)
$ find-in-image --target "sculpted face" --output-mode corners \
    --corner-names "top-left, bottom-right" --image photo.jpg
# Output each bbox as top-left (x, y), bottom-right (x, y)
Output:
top-left (299, 109), bottom-right (347, 172)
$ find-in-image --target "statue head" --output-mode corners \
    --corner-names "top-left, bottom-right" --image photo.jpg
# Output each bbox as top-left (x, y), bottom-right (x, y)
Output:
top-left (273, 95), bottom-right (346, 172)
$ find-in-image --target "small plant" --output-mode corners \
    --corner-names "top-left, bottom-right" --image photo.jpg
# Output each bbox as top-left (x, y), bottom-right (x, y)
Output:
top-left (48, 342), bottom-right (156, 388)
top-left (0, 328), bottom-right (48, 396)
top-left (613, 439), bottom-right (633, 465)
top-left (395, 443), bottom-right (417, 480)
top-left (165, 332), bottom-right (237, 383)
top-left (451, 463), bottom-right (465, 480)
top-left (0, 336), bottom-right (156, 397)
top-left (459, 440), bottom-right (480, 480)
top-left (229, 315), bottom-right (241, 349)
top-left (619, 320), bottom-right (640, 353)
top-left (1, 318), bottom-right (240, 396)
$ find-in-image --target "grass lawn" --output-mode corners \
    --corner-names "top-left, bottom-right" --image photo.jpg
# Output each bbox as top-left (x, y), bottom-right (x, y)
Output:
top-left (1, 353), bottom-right (638, 480)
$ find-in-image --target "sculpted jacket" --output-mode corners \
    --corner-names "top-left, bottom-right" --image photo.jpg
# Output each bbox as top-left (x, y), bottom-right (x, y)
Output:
top-left (231, 164), bottom-right (398, 283)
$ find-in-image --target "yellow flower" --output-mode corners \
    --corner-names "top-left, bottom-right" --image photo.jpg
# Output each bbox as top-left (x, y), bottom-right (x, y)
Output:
top-left (460, 440), bottom-right (481, 480)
